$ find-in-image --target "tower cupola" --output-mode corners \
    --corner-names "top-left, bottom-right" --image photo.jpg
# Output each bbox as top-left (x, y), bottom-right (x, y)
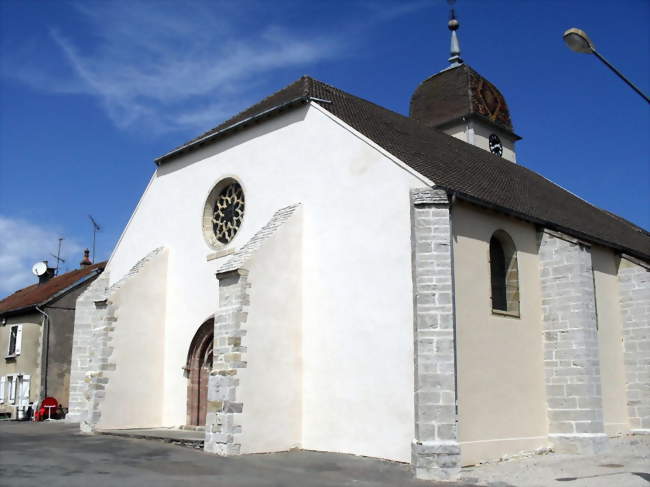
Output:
top-left (409, 7), bottom-right (521, 162)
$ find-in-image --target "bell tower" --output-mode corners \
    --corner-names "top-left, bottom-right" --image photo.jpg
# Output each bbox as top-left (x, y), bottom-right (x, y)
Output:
top-left (409, 7), bottom-right (521, 162)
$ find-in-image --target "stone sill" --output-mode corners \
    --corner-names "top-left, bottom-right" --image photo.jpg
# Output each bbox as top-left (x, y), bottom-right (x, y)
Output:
top-left (206, 248), bottom-right (235, 262)
top-left (491, 309), bottom-right (520, 319)
top-left (4, 354), bottom-right (18, 360)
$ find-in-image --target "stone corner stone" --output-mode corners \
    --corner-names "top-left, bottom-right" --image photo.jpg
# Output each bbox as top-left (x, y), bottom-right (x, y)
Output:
top-left (410, 187), bottom-right (449, 206)
top-left (412, 440), bottom-right (461, 481)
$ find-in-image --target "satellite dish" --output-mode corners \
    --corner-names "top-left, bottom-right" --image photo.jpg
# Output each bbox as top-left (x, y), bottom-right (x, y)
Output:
top-left (32, 261), bottom-right (48, 277)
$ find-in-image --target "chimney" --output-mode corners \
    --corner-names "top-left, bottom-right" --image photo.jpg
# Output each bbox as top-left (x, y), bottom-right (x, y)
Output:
top-left (39, 261), bottom-right (56, 284)
top-left (80, 249), bottom-right (92, 268)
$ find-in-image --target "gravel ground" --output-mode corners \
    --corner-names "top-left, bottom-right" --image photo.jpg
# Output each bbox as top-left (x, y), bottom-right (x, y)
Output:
top-left (461, 435), bottom-right (650, 487)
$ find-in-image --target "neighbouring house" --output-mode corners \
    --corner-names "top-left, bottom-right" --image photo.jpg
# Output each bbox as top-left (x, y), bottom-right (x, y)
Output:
top-left (66, 13), bottom-right (648, 482)
top-left (0, 251), bottom-right (105, 419)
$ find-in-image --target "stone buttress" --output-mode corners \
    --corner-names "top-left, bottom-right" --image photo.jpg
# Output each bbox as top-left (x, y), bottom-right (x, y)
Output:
top-left (618, 255), bottom-right (650, 434)
top-left (66, 247), bottom-right (165, 431)
top-left (204, 204), bottom-right (301, 455)
top-left (539, 230), bottom-right (608, 454)
top-left (409, 188), bottom-right (460, 481)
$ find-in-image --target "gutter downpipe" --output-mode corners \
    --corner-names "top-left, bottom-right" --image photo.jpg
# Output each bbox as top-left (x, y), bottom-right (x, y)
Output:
top-left (447, 191), bottom-right (460, 416)
top-left (35, 306), bottom-right (50, 400)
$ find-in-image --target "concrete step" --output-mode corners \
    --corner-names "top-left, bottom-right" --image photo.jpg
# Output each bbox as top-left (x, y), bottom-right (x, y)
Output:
top-left (96, 428), bottom-right (204, 449)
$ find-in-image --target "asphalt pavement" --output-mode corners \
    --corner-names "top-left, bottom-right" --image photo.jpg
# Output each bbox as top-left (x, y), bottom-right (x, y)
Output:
top-left (3, 421), bottom-right (647, 486)
top-left (0, 421), bottom-right (471, 487)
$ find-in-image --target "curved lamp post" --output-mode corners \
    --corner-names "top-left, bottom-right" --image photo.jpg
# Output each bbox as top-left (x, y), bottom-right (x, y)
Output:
top-left (563, 27), bottom-right (649, 104)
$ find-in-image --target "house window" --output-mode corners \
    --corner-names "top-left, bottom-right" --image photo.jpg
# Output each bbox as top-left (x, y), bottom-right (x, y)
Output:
top-left (7, 324), bottom-right (22, 357)
top-left (489, 230), bottom-right (520, 316)
top-left (17, 375), bottom-right (30, 406)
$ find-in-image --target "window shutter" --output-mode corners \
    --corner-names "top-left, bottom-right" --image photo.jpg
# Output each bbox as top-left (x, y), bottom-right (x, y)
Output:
top-left (8, 376), bottom-right (16, 404)
top-left (0, 377), bottom-right (5, 404)
top-left (15, 324), bottom-right (23, 355)
top-left (20, 375), bottom-right (30, 405)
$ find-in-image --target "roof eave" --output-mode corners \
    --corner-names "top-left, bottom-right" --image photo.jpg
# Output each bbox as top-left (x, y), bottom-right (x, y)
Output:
top-left (0, 268), bottom-right (103, 318)
top-left (447, 190), bottom-right (649, 262)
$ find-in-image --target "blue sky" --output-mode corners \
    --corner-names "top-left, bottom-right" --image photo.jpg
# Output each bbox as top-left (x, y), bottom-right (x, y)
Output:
top-left (1, 0), bottom-right (648, 294)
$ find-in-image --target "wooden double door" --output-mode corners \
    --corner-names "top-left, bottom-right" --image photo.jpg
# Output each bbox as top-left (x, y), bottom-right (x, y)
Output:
top-left (186, 319), bottom-right (214, 427)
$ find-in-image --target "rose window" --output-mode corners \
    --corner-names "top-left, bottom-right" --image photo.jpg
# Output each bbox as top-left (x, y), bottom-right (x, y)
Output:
top-left (212, 182), bottom-right (245, 244)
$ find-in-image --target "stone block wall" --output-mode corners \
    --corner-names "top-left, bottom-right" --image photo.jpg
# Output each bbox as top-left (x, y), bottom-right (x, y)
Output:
top-left (409, 188), bottom-right (459, 481)
top-left (66, 273), bottom-right (110, 426)
top-left (618, 255), bottom-right (650, 434)
top-left (204, 269), bottom-right (249, 455)
top-left (539, 230), bottom-right (608, 454)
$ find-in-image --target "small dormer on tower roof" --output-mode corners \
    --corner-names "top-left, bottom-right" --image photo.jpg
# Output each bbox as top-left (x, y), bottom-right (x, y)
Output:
top-left (409, 6), bottom-right (521, 162)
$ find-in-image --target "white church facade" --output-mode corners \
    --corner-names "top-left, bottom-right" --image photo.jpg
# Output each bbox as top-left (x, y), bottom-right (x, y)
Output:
top-left (66, 22), bottom-right (649, 482)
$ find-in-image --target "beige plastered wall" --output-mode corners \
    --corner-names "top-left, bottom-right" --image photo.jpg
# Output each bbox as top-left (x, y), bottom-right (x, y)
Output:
top-left (96, 250), bottom-right (168, 429)
top-left (238, 207), bottom-right (302, 453)
top-left (443, 120), bottom-right (517, 163)
top-left (592, 245), bottom-right (629, 435)
top-left (452, 200), bottom-right (549, 466)
top-left (0, 314), bottom-right (42, 412)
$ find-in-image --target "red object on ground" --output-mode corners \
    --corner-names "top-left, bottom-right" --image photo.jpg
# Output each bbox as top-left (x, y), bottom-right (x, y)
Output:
top-left (35, 397), bottom-right (58, 421)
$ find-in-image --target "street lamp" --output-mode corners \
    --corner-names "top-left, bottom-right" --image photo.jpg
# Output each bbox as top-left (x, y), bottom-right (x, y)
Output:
top-left (563, 27), bottom-right (649, 103)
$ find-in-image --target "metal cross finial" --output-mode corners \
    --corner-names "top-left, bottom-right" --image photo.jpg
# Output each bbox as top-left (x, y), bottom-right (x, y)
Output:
top-left (447, 4), bottom-right (463, 67)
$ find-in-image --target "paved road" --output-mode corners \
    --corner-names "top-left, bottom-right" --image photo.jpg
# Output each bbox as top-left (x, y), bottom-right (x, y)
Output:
top-left (0, 421), bottom-right (472, 487)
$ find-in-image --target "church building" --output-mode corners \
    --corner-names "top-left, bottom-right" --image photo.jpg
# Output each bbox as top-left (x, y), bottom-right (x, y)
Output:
top-left (66, 13), bottom-right (649, 482)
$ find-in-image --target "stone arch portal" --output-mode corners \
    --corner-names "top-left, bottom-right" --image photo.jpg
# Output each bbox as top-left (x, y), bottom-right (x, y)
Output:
top-left (186, 318), bottom-right (214, 427)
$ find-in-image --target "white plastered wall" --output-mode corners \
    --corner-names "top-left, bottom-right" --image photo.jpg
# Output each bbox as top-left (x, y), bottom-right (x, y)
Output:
top-left (105, 104), bottom-right (422, 461)
top-left (592, 245), bottom-right (629, 435)
top-left (96, 249), bottom-right (167, 429)
top-left (237, 207), bottom-right (302, 453)
top-left (452, 200), bottom-right (549, 466)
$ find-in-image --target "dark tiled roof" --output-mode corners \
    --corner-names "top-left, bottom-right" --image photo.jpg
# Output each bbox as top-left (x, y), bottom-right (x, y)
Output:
top-left (410, 64), bottom-right (517, 136)
top-left (0, 262), bottom-right (106, 316)
top-left (157, 76), bottom-right (650, 260)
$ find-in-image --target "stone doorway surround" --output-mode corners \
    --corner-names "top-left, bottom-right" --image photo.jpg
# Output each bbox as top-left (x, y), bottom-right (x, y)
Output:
top-left (185, 319), bottom-right (214, 427)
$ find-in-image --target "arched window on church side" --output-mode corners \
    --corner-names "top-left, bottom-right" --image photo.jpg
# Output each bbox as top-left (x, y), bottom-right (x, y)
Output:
top-left (489, 230), bottom-right (520, 316)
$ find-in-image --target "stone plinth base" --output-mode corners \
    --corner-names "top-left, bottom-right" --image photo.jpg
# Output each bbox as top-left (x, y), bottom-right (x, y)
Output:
top-left (412, 440), bottom-right (460, 481)
top-left (550, 433), bottom-right (609, 455)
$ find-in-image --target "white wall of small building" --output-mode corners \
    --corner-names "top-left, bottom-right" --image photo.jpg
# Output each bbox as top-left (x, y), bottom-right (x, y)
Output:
top-left (105, 103), bottom-right (423, 462)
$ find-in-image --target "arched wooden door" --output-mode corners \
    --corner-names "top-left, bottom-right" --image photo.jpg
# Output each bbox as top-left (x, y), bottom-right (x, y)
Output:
top-left (186, 319), bottom-right (214, 427)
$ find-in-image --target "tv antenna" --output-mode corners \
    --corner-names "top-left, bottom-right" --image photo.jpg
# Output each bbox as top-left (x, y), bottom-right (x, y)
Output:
top-left (50, 237), bottom-right (65, 275)
top-left (88, 215), bottom-right (101, 263)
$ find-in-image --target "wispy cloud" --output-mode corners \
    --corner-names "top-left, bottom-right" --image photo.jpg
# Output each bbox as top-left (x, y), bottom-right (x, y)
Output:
top-left (19, 1), bottom-right (340, 134)
top-left (0, 216), bottom-right (83, 295)
top-left (2, 0), bottom-right (429, 134)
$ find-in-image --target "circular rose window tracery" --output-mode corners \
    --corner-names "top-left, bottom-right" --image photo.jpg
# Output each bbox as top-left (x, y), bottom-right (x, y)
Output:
top-left (213, 182), bottom-right (245, 244)
top-left (202, 179), bottom-right (245, 249)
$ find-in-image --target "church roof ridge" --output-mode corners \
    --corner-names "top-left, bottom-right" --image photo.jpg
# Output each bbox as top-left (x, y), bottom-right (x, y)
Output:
top-left (154, 76), bottom-right (649, 261)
